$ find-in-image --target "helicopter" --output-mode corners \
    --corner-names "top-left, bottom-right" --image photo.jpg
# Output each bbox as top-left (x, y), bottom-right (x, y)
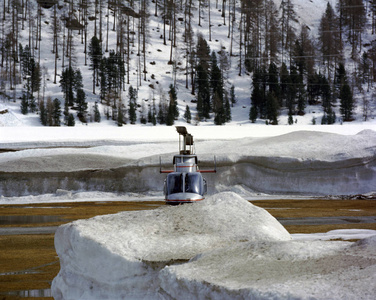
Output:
top-left (160, 126), bottom-right (216, 205)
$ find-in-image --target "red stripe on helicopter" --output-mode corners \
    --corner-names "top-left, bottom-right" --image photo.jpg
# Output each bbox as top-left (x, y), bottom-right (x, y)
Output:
top-left (165, 198), bottom-right (204, 202)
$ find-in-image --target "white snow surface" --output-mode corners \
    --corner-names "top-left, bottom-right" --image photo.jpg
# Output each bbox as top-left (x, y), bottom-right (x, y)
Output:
top-left (52, 192), bottom-right (376, 300)
top-left (1, 126), bottom-right (375, 196)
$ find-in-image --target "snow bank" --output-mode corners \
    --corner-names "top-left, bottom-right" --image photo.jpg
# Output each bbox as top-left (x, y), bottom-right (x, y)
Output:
top-left (52, 192), bottom-right (376, 300)
top-left (52, 192), bottom-right (291, 299)
top-left (1, 129), bottom-right (375, 196)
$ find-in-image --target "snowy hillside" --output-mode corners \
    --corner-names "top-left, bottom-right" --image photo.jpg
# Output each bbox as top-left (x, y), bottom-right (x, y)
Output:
top-left (0, 0), bottom-right (376, 127)
top-left (51, 192), bottom-right (376, 299)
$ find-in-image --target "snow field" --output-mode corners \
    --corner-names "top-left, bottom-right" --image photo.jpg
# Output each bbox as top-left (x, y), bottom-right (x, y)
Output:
top-left (52, 192), bottom-right (376, 299)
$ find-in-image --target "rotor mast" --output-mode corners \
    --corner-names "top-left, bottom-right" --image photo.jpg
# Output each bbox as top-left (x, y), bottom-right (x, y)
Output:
top-left (176, 126), bottom-right (194, 155)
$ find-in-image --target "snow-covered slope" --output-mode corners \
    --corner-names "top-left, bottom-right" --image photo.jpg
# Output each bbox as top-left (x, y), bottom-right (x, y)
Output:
top-left (0, 0), bottom-right (375, 127)
top-left (52, 192), bottom-right (376, 299)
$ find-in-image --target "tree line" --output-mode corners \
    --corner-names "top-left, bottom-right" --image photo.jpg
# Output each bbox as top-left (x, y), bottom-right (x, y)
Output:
top-left (0, 0), bottom-right (375, 126)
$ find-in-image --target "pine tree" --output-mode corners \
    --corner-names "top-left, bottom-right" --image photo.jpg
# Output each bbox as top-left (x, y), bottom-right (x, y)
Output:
top-left (230, 85), bottom-right (236, 106)
top-left (166, 102), bottom-right (175, 126)
top-left (249, 106), bottom-right (258, 123)
top-left (340, 82), bottom-right (354, 121)
top-left (196, 64), bottom-right (210, 120)
top-left (279, 63), bottom-right (290, 107)
top-left (20, 93), bottom-right (28, 115)
top-left (334, 63), bottom-right (347, 98)
top-left (268, 62), bottom-right (280, 99)
top-left (88, 36), bottom-right (102, 94)
top-left (224, 95), bottom-right (231, 122)
top-left (319, 2), bottom-right (341, 78)
top-left (168, 84), bottom-right (179, 119)
top-left (39, 99), bottom-right (47, 126)
top-left (157, 100), bottom-right (166, 124)
top-left (52, 98), bottom-right (62, 126)
top-left (94, 102), bottom-right (101, 123)
top-left (266, 91), bottom-right (279, 125)
top-left (76, 88), bottom-right (88, 122)
top-left (128, 86), bottom-right (137, 124)
top-left (67, 113), bottom-right (75, 126)
top-left (250, 68), bottom-right (265, 121)
top-left (210, 51), bottom-right (223, 115)
top-left (184, 105), bottom-right (192, 123)
top-left (287, 66), bottom-right (298, 114)
top-left (46, 97), bottom-right (54, 126)
top-left (117, 104), bottom-right (124, 127)
top-left (60, 67), bottom-right (76, 106)
top-left (128, 101), bottom-right (136, 124)
top-left (288, 113), bottom-right (294, 125)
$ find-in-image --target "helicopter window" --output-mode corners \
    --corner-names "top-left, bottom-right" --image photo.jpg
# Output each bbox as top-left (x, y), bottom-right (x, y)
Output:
top-left (167, 173), bottom-right (183, 195)
top-left (185, 173), bottom-right (203, 195)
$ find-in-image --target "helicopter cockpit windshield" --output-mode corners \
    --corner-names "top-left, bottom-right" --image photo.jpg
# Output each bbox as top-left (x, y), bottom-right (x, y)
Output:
top-left (185, 173), bottom-right (203, 194)
top-left (166, 173), bottom-right (206, 196)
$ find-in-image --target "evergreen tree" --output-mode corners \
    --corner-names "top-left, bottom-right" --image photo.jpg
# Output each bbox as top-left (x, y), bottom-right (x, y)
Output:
top-left (266, 91), bottom-right (279, 125)
top-left (60, 67), bottom-right (76, 106)
top-left (157, 100), bottom-right (166, 124)
top-left (20, 93), bottom-right (28, 115)
top-left (224, 95), bottom-right (232, 122)
top-left (184, 105), bottom-right (192, 123)
top-left (29, 96), bottom-right (37, 113)
top-left (279, 63), bottom-right (290, 107)
top-left (196, 64), bottom-right (211, 120)
top-left (52, 98), bottom-right (62, 126)
top-left (99, 58), bottom-right (108, 104)
top-left (230, 85), bottom-right (236, 106)
top-left (147, 106), bottom-right (152, 123)
top-left (334, 63), bottom-right (347, 98)
top-left (328, 109), bottom-right (336, 124)
top-left (94, 102), bottom-right (101, 123)
top-left (249, 106), bottom-right (258, 123)
top-left (168, 84), bottom-right (179, 119)
top-left (128, 101), bottom-right (136, 124)
top-left (117, 104), bottom-right (124, 127)
top-left (320, 74), bottom-right (332, 112)
top-left (128, 86), bottom-right (137, 124)
top-left (210, 51), bottom-right (223, 114)
top-left (88, 36), bottom-right (102, 94)
top-left (64, 100), bottom-right (70, 125)
top-left (67, 113), bottom-right (75, 126)
top-left (46, 98), bottom-right (54, 126)
top-left (76, 89), bottom-right (88, 122)
top-left (166, 101), bottom-right (175, 126)
top-left (340, 82), bottom-right (354, 121)
top-left (287, 65), bottom-right (298, 114)
top-left (151, 98), bottom-right (157, 126)
top-left (319, 2), bottom-right (341, 78)
top-left (321, 113), bottom-right (328, 125)
top-left (39, 99), bottom-right (47, 126)
top-left (288, 113), bottom-right (294, 125)
top-left (249, 67), bottom-right (265, 121)
top-left (268, 62), bottom-right (280, 99)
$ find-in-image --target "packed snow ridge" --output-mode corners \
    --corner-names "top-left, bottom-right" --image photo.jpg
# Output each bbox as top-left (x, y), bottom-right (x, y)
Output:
top-left (1, 128), bottom-right (376, 196)
top-left (52, 192), bottom-right (376, 300)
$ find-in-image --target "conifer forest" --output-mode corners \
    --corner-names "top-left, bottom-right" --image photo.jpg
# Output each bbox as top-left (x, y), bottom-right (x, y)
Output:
top-left (0, 0), bottom-right (376, 126)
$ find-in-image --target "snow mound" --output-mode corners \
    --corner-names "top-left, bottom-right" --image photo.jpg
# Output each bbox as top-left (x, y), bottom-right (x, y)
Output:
top-left (52, 192), bottom-right (376, 300)
top-left (52, 192), bottom-right (290, 299)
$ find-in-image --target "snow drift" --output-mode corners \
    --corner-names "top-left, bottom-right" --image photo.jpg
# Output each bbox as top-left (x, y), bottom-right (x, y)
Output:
top-left (1, 129), bottom-right (375, 196)
top-left (52, 192), bottom-right (376, 299)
